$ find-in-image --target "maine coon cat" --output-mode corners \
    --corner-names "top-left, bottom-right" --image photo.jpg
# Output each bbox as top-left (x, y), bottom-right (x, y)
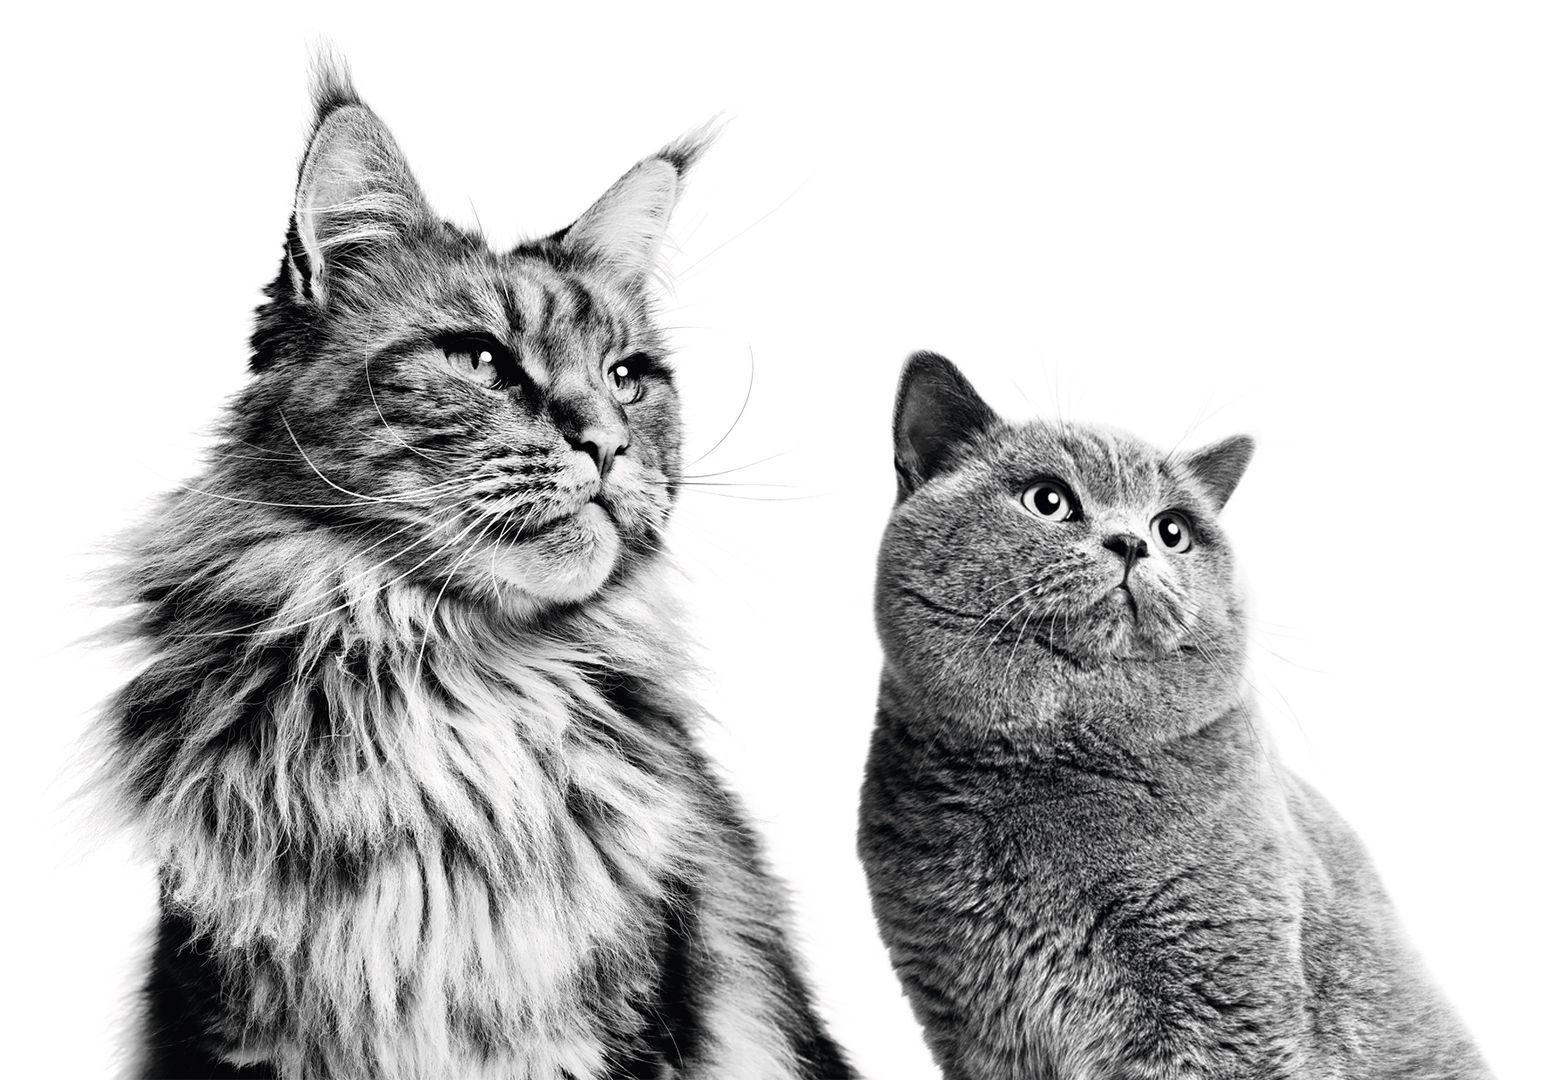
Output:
top-left (858, 352), bottom-right (1489, 1079)
top-left (92, 65), bottom-right (854, 1080)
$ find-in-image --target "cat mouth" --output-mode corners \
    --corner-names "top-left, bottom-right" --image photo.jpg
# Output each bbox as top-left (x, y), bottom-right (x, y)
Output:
top-left (1105, 584), bottom-right (1138, 620)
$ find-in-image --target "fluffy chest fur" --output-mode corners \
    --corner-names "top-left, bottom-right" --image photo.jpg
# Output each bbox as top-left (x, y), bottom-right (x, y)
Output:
top-left (104, 531), bottom-right (713, 1079)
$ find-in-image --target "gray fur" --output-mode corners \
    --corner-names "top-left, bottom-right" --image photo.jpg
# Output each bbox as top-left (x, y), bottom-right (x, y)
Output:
top-left (90, 62), bottom-right (852, 1080)
top-left (859, 352), bottom-right (1490, 1079)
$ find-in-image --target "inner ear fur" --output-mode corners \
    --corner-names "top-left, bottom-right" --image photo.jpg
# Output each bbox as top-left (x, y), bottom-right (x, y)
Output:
top-left (289, 64), bottom-right (431, 304)
top-left (893, 351), bottom-right (999, 499)
top-left (551, 121), bottom-right (719, 289)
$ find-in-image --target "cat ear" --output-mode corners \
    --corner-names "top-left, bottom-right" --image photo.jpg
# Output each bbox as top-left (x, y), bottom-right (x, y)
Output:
top-left (554, 124), bottom-right (717, 288)
top-left (893, 351), bottom-right (999, 499)
top-left (287, 62), bottom-right (430, 305)
top-left (1179, 435), bottom-right (1255, 511)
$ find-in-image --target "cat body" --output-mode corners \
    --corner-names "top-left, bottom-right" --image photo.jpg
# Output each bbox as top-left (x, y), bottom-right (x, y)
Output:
top-left (859, 353), bottom-right (1489, 1079)
top-left (95, 67), bottom-right (851, 1080)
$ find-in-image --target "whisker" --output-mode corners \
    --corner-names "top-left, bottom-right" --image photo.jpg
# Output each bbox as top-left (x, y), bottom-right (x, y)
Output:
top-left (686, 345), bottom-right (755, 470)
top-left (226, 436), bottom-right (298, 460)
top-left (277, 409), bottom-right (473, 506)
top-left (672, 489), bottom-right (818, 503)
top-left (682, 451), bottom-right (790, 480)
top-left (414, 503), bottom-right (507, 682)
top-left (362, 351), bottom-right (453, 466)
top-left (180, 509), bottom-right (489, 642)
top-left (679, 181), bottom-right (806, 278)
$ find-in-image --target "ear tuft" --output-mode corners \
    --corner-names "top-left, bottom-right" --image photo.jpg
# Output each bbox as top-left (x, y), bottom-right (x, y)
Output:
top-left (555, 120), bottom-right (720, 288)
top-left (288, 56), bottom-right (429, 305)
top-left (308, 47), bottom-right (362, 121)
top-left (1178, 434), bottom-right (1255, 511)
top-left (655, 116), bottom-right (725, 178)
top-left (893, 352), bottom-right (999, 500)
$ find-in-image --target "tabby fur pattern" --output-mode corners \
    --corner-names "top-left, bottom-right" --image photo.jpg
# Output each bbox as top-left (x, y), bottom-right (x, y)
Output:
top-left (93, 64), bottom-right (853, 1080)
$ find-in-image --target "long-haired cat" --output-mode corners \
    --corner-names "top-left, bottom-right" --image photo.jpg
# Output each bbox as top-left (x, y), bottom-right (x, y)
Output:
top-left (92, 64), bottom-right (854, 1080)
top-left (858, 352), bottom-right (1489, 1079)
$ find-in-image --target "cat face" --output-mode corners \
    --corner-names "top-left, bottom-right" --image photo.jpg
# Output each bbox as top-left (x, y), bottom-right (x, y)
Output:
top-left (226, 72), bottom-right (708, 610)
top-left (878, 352), bottom-right (1253, 680)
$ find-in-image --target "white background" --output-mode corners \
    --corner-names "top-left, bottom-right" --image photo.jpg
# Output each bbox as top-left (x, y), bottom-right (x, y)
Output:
top-left (4, 3), bottom-right (1555, 1076)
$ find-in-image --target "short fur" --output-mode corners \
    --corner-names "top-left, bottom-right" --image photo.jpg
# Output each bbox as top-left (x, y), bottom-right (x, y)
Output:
top-left (93, 64), bottom-right (852, 1080)
top-left (859, 352), bottom-right (1490, 1079)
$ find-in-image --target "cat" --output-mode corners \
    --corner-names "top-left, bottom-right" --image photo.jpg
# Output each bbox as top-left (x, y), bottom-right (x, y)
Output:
top-left (858, 351), bottom-right (1490, 1079)
top-left (91, 62), bottom-right (855, 1080)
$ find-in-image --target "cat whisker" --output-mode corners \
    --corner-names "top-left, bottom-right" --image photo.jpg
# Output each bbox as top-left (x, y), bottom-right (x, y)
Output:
top-left (179, 508), bottom-right (490, 643)
top-left (654, 479), bottom-right (804, 490)
top-left (359, 430), bottom-right (461, 459)
top-left (1002, 603), bottom-right (1042, 685)
top-left (671, 488), bottom-right (819, 503)
top-left (682, 451), bottom-right (790, 480)
top-left (946, 576), bottom-right (1057, 669)
top-left (278, 409), bottom-right (473, 506)
top-left (226, 436), bottom-right (300, 461)
top-left (414, 503), bottom-right (508, 684)
top-left (171, 482), bottom-right (457, 513)
top-left (678, 181), bottom-right (805, 279)
top-left (362, 351), bottom-right (455, 466)
top-left (685, 345), bottom-right (755, 470)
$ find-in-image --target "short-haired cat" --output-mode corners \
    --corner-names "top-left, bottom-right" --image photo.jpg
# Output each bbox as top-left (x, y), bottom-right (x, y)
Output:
top-left (859, 352), bottom-right (1490, 1079)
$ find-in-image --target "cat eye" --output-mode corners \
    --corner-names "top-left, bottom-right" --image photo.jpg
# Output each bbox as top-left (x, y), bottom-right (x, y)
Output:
top-left (1151, 510), bottom-right (1194, 554)
top-left (440, 335), bottom-right (515, 390)
top-left (1020, 480), bottom-right (1079, 522)
top-left (607, 353), bottom-right (651, 404)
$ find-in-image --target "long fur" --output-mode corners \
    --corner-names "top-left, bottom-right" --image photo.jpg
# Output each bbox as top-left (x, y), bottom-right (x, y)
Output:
top-left (92, 62), bottom-right (852, 1080)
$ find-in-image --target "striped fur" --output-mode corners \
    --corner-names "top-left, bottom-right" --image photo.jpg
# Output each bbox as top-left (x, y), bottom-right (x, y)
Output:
top-left (93, 64), bottom-right (852, 1080)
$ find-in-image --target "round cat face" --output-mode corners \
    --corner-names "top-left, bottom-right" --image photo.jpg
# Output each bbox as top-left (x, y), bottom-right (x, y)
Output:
top-left (877, 353), bottom-right (1253, 712)
top-left (882, 422), bottom-right (1243, 669)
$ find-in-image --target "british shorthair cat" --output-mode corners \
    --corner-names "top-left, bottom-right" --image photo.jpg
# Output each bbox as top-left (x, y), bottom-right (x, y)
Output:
top-left (859, 351), bottom-right (1489, 1079)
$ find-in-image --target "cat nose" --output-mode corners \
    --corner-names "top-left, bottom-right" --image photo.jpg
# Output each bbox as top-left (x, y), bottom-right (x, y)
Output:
top-left (1102, 532), bottom-right (1149, 573)
top-left (568, 425), bottom-right (629, 478)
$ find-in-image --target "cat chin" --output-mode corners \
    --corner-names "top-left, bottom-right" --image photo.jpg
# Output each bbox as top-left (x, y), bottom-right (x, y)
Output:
top-left (485, 503), bottom-right (624, 608)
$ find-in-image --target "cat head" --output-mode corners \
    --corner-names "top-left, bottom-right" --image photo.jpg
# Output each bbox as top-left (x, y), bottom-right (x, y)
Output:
top-left (877, 352), bottom-right (1253, 722)
top-left (223, 63), bottom-right (711, 612)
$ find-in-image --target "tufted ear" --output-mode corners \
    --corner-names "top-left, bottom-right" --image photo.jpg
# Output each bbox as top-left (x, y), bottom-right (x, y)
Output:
top-left (1180, 435), bottom-right (1255, 511)
top-left (287, 61), bottom-right (431, 305)
top-left (892, 351), bottom-right (999, 500)
top-left (553, 123), bottom-right (716, 288)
